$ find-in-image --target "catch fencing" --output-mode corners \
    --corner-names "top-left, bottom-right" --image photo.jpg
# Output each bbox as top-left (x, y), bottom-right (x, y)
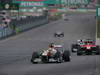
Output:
top-left (0, 16), bottom-right (48, 39)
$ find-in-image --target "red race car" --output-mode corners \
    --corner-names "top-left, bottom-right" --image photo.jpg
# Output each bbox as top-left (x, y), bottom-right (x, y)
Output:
top-left (77, 39), bottom-right (100, 55)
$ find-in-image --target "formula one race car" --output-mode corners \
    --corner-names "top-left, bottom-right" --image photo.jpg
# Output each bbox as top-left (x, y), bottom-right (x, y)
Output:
top-left (76, 39), bottom-right (100, 55)
top-left (71, 39), bottom-right (85, 52)
top-left (31, 43), bottom-right (70, 64)
top-left (54, 31), bottom-right (64, 37)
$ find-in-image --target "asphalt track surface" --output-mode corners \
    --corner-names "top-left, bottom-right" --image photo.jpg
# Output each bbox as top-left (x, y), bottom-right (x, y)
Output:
top-left (0, 12), bottom-right (100, 75)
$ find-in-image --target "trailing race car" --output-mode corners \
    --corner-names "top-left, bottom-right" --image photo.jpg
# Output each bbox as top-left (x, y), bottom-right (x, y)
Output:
top-left (77, 39), bottom-right (100, 55)
top-left (54, 31), bottom-right (64, 37)
top-left (71, 39), bottom-right (85, 52)
top-left (31, 43), bottom-right (70, 64)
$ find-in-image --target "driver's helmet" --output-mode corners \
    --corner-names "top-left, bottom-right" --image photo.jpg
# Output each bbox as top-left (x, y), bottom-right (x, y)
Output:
top-left (49, 43), bottom-right (54, 48)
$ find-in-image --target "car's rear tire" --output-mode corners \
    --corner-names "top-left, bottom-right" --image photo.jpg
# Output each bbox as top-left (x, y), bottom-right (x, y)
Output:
top-left (96, 46), bottom-right (100, 55)
top-left (63, 50), bottom-right (70, 62)
top-left (71, 44), bottom-right (78, 52)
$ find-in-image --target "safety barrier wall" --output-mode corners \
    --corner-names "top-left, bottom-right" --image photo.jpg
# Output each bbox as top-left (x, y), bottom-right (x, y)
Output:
top-left (0, 16), bottom-right (48, 39)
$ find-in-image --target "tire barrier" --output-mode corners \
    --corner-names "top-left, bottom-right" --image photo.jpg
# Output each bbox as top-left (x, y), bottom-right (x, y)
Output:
top-left (0, 16), bottom-right (49, 40)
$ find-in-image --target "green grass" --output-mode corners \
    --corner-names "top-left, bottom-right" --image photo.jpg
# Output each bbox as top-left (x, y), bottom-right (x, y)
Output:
top-left (15, 27), bottom-right (21, 34)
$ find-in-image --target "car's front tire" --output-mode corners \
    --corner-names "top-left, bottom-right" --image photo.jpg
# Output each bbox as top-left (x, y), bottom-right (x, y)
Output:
top-left (31, 51), bottom-right (39, 64)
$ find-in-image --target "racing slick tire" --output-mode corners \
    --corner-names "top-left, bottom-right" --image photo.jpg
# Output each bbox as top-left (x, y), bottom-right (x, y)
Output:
top-left (77, 49), bottom-right (83, 56)
top-left (31, 52), bottom-right (39, 64)
top-left (63, 50), bottom-right (70, 62)
top-left (96, 46), bottom-right (100, 55)
top-left (71, 44), bottom-right (79, 52)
